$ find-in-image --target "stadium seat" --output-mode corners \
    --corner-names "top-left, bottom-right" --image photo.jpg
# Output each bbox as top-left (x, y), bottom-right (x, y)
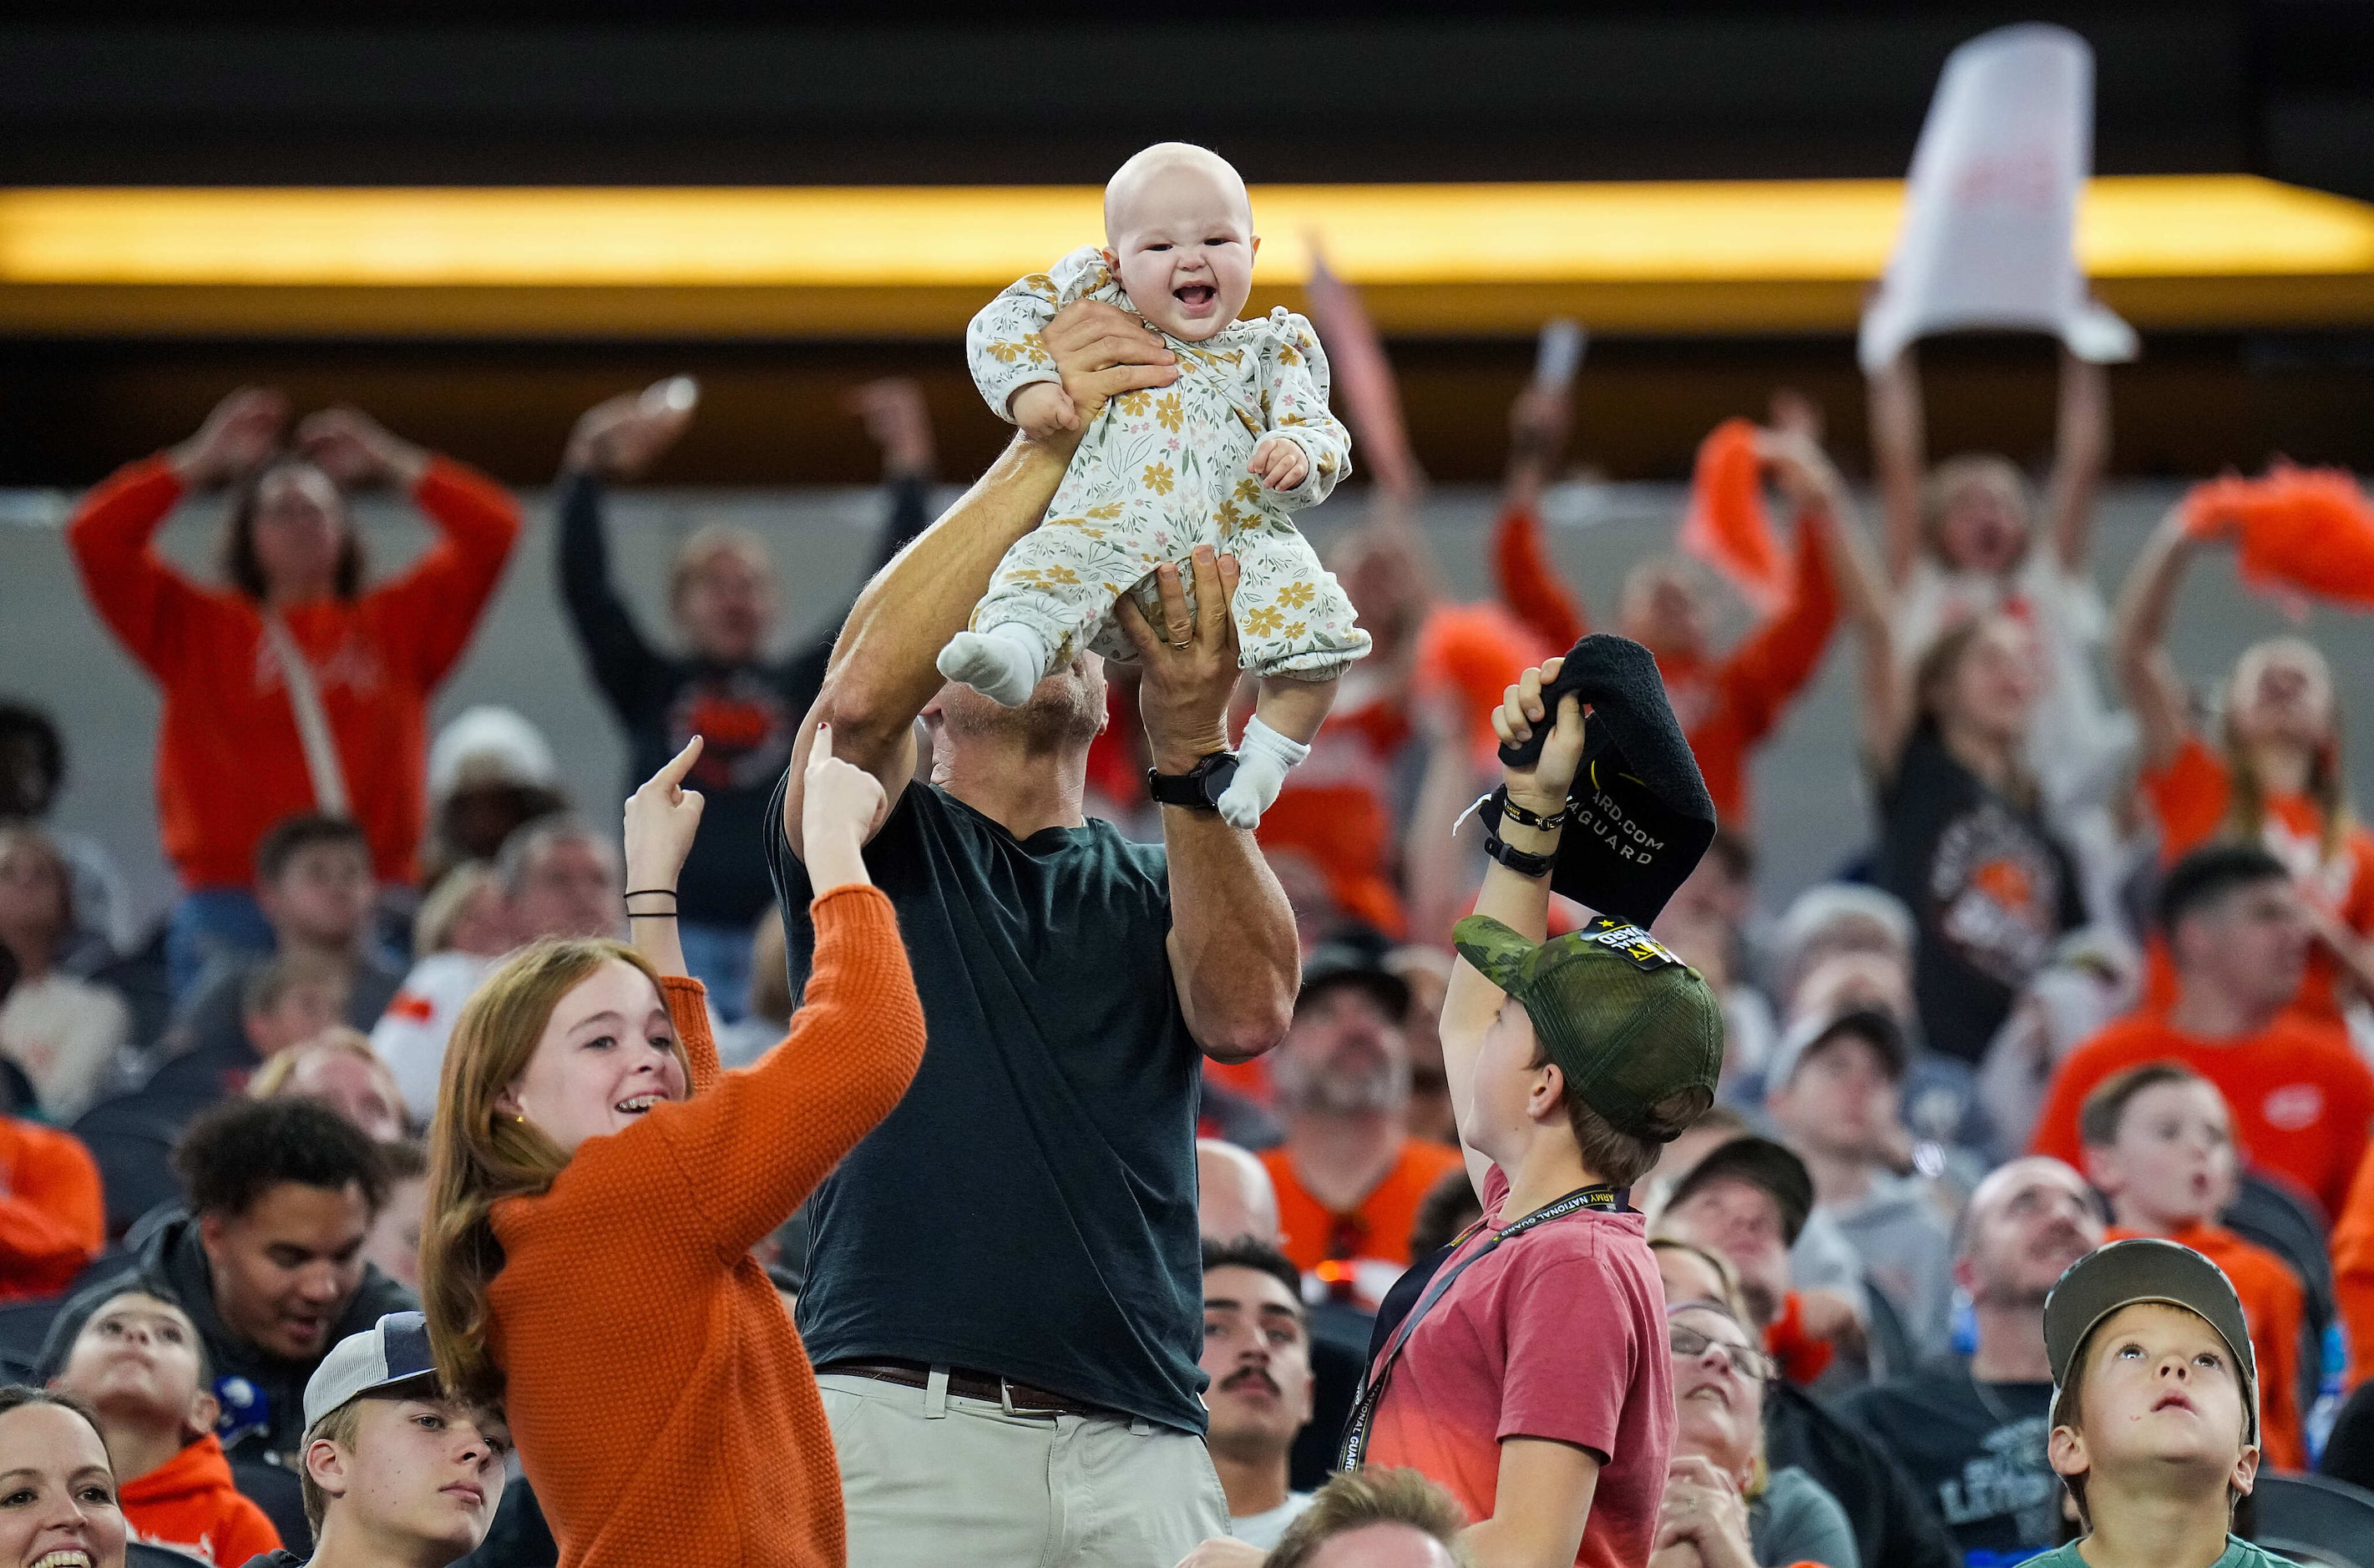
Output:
top-left (71, 1091), bottom-right (211, 1239)
top-left (2251, 1471), bottom-right (2374, 1567)
top-left (231, 1454), bottom-right (310, 1558)
top-left (2226, 1171), bottom-right (2339, 1419)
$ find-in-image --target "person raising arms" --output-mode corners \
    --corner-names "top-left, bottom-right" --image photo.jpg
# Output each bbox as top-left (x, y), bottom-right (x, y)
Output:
top-left (1866, 346), bottom-right (2123, 837)
top-left (66, 391), bottom-right (520, 999)
top-left (1858, 609), bottom-right (2087, 1066)
top-left (1361, 659), bottom-right (1718, 1567)
top-left (554, 375), bottom-right (936, 1016)
top-left (2113, 504), bottom-right (2374, 1024)
top-left (420, 731), bottom-right (924, 1568)
top-left (772, 300), bottom-right (1295, 1565)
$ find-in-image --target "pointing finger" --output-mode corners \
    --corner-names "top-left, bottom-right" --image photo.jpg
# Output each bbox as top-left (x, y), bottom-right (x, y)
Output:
top-left (656, 734), bottom-right (705, 789)
top-left (808, 722), bottom-right (834, 770)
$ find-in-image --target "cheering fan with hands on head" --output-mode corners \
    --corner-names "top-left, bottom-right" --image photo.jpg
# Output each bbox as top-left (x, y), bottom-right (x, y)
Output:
top-left (67, 387), bottom-right (521, 999)
top-left (419, 728), bottom-right (922, 1568)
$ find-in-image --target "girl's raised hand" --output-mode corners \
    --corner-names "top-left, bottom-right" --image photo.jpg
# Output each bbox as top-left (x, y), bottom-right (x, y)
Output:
top-left (625, 735), bottom-right (707, 893)
top-left (801, 724), bottom-right (889, 888)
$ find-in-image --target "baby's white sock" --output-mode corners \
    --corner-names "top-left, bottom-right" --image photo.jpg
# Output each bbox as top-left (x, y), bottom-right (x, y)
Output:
top-left (935, 623), bottom-right (1049, 707)
top-left (1216, 716), bottom-right (1312, 830)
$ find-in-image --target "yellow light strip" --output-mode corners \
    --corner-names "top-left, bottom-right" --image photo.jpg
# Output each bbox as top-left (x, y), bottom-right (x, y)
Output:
top-left (3, 175), bottom-right (2371, 290)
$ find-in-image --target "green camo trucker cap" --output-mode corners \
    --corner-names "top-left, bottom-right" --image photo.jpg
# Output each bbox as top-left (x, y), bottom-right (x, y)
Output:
top-left (1451, 913), bottom-right (1723, 1141)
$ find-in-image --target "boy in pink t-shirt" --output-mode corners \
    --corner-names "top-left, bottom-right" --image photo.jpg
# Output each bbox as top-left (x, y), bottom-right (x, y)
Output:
top-left (1349, 659), bottom-right (1724, 1568)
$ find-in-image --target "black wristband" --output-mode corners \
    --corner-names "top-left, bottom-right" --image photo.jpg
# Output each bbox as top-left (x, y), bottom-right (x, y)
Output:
top-left (1482, 830), bottom-right (1557, 878)
top-left (624, 888), bottom-right (678, 901)
top-left (1494, 787), bottom-right (1572, 831)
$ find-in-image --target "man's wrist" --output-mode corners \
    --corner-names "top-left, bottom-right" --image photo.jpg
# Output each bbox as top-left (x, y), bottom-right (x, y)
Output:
top-left (1151, 738), bottom-right (1229, 777)
top-left (1019, 422), bottom-right (1086, 468)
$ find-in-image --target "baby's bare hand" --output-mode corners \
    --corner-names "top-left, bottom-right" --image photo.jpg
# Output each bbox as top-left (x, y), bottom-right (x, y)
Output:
top-left (1010, 381), bottom-right (1080, 438)
top-left (1249, 436), bottom-right (1309, 491)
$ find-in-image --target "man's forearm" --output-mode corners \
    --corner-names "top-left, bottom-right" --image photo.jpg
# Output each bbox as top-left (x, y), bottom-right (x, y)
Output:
top-left (820, 432), bottom-right (1069, 745)
top-left (1164, 808), bottom-right (1295, 1064)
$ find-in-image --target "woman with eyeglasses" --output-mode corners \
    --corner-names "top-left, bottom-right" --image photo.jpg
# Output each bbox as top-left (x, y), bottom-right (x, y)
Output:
top-left (1651, 1237), bottom-right (1860, 1568)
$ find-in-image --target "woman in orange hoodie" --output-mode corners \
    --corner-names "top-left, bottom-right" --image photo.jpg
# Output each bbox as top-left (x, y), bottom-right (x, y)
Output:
top-left (422, 730), bottom-right (924, 1568)
top-left (66, 387), bottom-right (520, 998)
top-left (48, 1288), bottom-right (281, 1566)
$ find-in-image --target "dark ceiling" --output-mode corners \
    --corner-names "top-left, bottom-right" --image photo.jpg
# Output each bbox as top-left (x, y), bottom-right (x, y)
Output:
top-left (3, 3), bottom-right (2371, 485)
top-left (2, 3), bottom-right (2366, 193)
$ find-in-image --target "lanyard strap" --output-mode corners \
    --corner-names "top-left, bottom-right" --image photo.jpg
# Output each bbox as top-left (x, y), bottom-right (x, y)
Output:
top-left (1338, 1184), bottom-right (1620, 1470)
top-left (262, 611), bottom-right (352, 819)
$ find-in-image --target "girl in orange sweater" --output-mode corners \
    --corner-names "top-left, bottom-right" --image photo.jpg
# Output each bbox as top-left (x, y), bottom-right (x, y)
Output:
top-left (66, 388), bottom-right (520, 996)
top-left (422, 730), bottom-right (923, 1568)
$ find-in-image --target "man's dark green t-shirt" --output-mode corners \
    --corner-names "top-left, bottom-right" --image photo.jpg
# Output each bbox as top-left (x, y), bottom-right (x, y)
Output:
top-left (765, 772), bottom-right (1207, 1432)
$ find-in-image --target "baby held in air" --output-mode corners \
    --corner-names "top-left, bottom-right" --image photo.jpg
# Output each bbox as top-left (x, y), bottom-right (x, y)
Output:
top-left (938, 141), bottom-right (1367, 829)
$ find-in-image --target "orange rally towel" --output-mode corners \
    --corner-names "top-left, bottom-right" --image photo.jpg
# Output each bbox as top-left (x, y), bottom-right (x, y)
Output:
top-left (2183, 463), bottom-right (2374, 609)
top-left (1415, 601), bottom-right (1559, 755)
top-left (1679, 417), bottom-right (1789, 618)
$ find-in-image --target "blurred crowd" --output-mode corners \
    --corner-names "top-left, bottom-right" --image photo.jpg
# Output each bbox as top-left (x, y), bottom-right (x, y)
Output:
top-left (4, 319), bottom-right (2374, 1568)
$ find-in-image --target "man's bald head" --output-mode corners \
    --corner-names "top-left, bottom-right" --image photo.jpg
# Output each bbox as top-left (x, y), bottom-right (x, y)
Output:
top-left (1104, 142), bottom-right (1252, 244)
top-left (1198, 1138), bottom-right (1281, 1246)
top-left (1956, 1155), bottom-right (2100, 1311)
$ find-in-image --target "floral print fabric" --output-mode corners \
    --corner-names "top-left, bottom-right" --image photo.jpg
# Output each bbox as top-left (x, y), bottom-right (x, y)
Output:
top-left (965, 245), bottom-right (1369, 678)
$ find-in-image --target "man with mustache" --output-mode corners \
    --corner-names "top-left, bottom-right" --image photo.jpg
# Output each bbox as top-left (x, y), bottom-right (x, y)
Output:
top-left (1258, 944), bottom-right (1464, 1309)
top-left (1839, 1156), bottom-right (2104, 1566)
top-left (1198, 1238), bottom-right (1319, 1550)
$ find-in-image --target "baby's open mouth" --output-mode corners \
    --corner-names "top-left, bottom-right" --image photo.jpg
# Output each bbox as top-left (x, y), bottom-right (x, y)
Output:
top-left (1174, 283), bottom-right (1217, 309)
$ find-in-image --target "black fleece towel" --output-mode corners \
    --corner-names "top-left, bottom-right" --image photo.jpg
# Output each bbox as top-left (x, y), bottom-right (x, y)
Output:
top-left (1487, 634), bottom-right (1718, 926)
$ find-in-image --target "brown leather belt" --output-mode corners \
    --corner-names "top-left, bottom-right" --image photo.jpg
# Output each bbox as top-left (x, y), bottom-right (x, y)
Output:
top-left (820, 1361), bottom-right (1110, 1418)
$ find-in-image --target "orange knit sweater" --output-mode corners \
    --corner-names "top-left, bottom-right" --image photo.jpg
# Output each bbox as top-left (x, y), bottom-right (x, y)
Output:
top-left (487, 885), bottom-right (924, 1568)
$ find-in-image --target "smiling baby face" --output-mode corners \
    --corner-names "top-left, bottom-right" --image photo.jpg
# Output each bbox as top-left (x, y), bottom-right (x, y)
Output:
top-left (1103, 143), bottom-right (1258, 343)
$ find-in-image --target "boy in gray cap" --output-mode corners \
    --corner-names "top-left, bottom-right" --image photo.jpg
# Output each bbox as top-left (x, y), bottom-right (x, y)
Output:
top-left (2034, 1237), bottom-right (2290, 1568)
top-left (238, 1311), bottom-right (505, 1568)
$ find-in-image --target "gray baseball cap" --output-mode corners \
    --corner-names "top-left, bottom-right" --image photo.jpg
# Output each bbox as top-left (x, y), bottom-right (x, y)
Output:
top-left (1764, 1006), bottom-right (1908, 1092)
top-left (304, 1311), bottom-right (441, 1432)
top-left (2044, 1238), bottom-right (2259, 1446)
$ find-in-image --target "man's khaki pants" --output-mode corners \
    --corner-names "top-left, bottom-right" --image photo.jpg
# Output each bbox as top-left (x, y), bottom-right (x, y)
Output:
top-left (819, 1371), bottom-right (1229, 1567)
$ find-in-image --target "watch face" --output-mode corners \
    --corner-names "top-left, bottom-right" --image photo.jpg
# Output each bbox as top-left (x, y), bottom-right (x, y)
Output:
top-left (1152, 751), bottom-right (1238, 807)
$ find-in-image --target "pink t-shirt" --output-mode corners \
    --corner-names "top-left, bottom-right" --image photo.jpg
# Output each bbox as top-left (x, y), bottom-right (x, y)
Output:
top-left (1364, 1166), bottom-right (1673, 1568)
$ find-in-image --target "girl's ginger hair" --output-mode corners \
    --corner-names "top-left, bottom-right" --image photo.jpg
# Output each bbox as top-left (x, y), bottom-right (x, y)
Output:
top-left (420, 938), bottom-right (686, 1409)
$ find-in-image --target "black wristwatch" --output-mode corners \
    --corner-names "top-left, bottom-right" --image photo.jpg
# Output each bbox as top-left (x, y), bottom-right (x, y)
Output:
top-left (1482, 829), bottom-right (1557, 878)
top-left (1147, 751), bottom-right (1239, 811)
